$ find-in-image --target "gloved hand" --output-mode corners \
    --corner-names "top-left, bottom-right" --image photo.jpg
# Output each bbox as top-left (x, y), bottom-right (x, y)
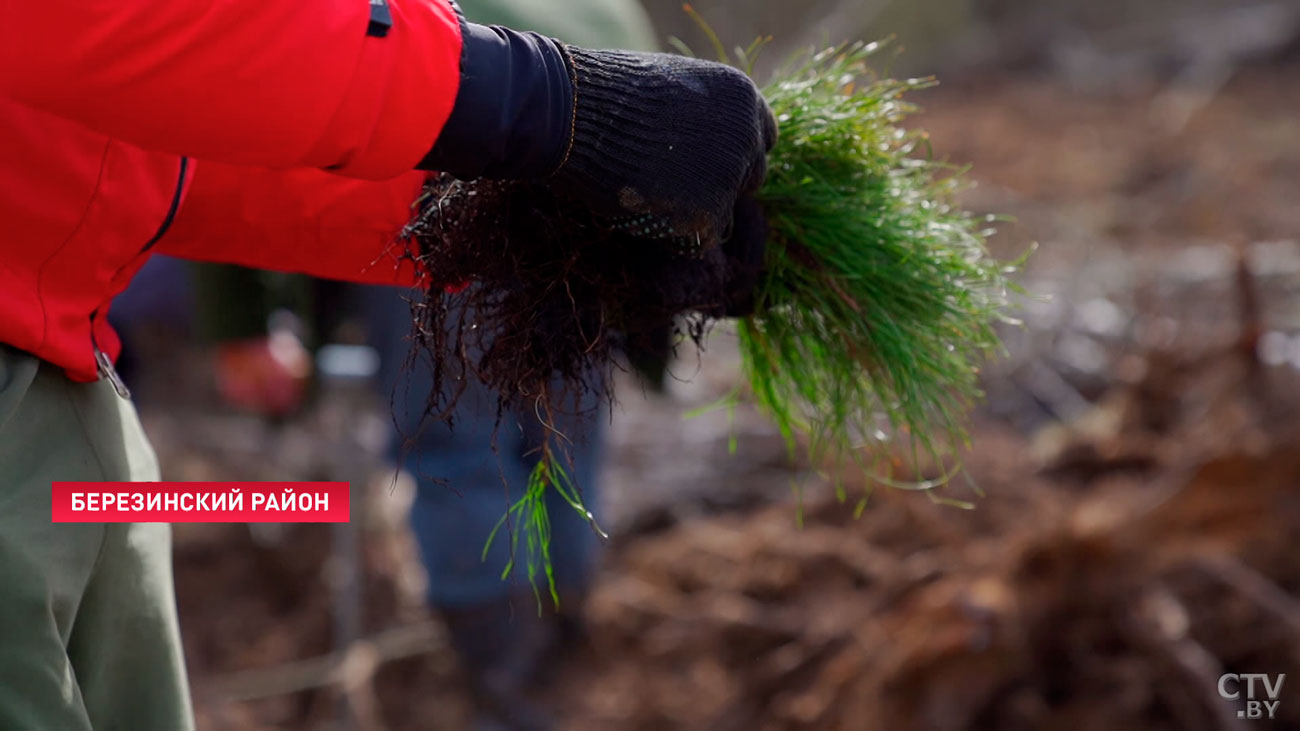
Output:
top-left (719, 197), bottom-right (769, 317)
top-left (551, 49), bottom-right (777, 250)
top-left (419, 22), bottom-right (777, 251)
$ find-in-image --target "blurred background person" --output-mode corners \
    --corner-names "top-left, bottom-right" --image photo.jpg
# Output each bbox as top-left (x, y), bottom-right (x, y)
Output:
top-left (110, 2), bottom-right (658, 728)
top-left (362, 4), bottom-right (657, 727)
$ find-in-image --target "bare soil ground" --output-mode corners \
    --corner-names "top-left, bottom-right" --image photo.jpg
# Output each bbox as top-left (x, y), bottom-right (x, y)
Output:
top-left (170, 62), bottom-right (1300, 730)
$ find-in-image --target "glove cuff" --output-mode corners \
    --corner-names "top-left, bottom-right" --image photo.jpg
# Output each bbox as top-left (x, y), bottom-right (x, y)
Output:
top-left (417, 22), bottom-right (575, 180)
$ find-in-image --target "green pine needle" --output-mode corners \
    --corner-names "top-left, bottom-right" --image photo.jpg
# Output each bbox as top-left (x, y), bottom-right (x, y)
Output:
top-left (743, 41), bottom-right (1020, 489)
top-left (483, 442), bottom-right (607, 610)
top-left (490, 39), bottom-right (1020, 604)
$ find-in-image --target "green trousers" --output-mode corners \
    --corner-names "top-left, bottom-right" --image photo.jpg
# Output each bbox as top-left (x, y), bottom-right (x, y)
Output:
top-left (0, 346), bottom-right (193, 730)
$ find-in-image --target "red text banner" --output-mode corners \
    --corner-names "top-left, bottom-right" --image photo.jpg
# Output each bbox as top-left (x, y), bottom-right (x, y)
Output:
top-left (51, 482), bottom-right (350, 523)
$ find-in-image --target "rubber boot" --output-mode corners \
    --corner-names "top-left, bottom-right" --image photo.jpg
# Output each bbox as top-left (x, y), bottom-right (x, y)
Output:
top-left (438, 597), bottom-right (559, 731)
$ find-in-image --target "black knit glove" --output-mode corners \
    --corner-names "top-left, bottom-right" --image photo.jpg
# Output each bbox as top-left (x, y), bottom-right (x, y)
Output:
top-left (719, 197), bottom-right (769, 317)
top-left (551, 48), bottom-right (778, 251)
top-left (418, 23), bottom-right (777, 251)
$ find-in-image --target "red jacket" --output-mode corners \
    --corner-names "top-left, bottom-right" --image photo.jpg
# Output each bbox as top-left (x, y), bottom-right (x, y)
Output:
top-left (0, 0), bottom-right (463, 382)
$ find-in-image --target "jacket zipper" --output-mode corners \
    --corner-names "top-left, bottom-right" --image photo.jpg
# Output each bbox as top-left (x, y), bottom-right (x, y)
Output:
top-left (92, 156), bottom-right (190, 399)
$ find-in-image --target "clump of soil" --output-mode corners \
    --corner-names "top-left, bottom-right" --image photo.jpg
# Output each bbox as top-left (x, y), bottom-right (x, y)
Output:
top-left (401, 175), bottom-right (732, 425)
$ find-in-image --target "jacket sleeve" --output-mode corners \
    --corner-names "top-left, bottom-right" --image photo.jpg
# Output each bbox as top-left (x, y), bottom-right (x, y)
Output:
top-left (157, 162), bottom-right (426, 286)
top-left (0, 0), bottom-right (462, 180)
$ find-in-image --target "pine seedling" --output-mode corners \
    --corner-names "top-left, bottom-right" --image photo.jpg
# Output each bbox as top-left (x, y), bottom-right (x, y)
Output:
top-left (406, 36), bottom-right (1021, 606)
top-left (741, 41), bottom-right (1019, 497)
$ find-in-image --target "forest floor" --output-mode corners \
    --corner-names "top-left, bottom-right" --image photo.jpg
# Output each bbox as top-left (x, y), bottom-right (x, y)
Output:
top-left (160, 60), bottom-right (1300, 730)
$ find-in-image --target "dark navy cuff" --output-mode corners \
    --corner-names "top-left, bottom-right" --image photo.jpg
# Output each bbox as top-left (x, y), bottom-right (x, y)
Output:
top-left (417, 21), bottom-right (575, 180)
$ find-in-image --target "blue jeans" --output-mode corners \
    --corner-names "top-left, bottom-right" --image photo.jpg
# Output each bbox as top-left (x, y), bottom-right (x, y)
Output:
top-left (357, 285), bottom-right (605, 607)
